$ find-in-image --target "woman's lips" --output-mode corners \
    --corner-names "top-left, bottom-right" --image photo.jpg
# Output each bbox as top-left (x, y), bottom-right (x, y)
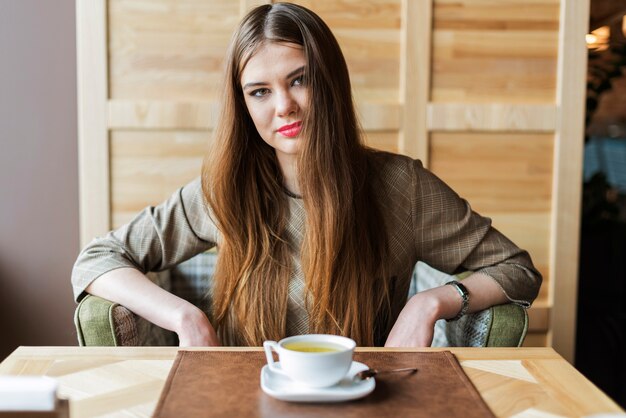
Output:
top-left (277, 121), bottom-right (302, 138)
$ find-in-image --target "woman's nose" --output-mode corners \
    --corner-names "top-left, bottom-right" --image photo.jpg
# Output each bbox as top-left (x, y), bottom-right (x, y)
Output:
top-left (275, 92), bottom-right (298, 117)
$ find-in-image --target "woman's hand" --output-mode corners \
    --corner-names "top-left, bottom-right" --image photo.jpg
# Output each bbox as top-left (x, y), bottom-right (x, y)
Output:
top-left (384, 289), bottom-right (447, 347)
top-left (176, 305), bottom-right (221, 347)
top-left (86, 268), bottom-right (222, 347)
top-left (384, 272), bottom-right (511, 347)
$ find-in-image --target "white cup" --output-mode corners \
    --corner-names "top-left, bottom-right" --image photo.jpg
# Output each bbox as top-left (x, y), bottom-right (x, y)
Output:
top-left (263, 334), bottom-right (356, 388)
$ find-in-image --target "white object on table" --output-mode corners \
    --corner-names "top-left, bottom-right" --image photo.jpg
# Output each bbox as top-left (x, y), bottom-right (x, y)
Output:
top-left (0, 376), bottom-right (58, 411)
top-left (260, 360), bottom-right (375, 402)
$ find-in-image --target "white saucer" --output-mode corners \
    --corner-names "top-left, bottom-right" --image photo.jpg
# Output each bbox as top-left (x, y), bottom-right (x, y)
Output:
top-left (260, 361), bottom-right (375, 403)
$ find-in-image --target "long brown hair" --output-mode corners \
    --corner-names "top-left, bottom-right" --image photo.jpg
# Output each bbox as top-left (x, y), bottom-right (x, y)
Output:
top-left (202, 2), bottom-right (391, 346)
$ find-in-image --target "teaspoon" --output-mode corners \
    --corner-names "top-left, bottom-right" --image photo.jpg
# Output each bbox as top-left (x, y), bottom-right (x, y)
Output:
top-left (353, 367), bottom-right (418, 381)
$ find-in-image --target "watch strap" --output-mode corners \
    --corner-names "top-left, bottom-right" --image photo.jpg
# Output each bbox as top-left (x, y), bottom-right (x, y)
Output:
top-left (445, 280), bottom-right (470, 321)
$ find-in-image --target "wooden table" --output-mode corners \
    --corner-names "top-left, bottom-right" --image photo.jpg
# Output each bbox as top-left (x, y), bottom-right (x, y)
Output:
top-left (0, 347), bottom-right (622, 418)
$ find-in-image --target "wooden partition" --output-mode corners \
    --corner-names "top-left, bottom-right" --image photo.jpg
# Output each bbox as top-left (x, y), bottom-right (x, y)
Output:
top-left (76, 0), bottom-right (589, 361)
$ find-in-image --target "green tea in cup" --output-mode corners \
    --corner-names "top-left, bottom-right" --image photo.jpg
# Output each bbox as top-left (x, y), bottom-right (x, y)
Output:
top-left (282, 341), bottom-right (344, 353)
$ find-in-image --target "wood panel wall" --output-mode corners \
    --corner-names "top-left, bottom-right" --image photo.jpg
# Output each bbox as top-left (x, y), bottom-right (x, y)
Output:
top-left (76, 0), bottom-right (589, 361)
top-left (428, 0), bottom-right (560, 351)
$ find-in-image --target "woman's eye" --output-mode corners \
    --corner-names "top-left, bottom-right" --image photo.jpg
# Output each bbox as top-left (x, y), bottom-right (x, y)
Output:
top-left (250, 88), bottom-right (270, 98)
top-left (292, 75), bottom-right (306, 86)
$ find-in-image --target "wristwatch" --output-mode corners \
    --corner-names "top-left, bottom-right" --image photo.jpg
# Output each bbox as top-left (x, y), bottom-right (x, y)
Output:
top-left (445, 280), bottom-right (470, 321)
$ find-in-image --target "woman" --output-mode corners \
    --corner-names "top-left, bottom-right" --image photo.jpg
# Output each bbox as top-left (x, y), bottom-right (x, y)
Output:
top-left (72, 3), bottom-right (541, 347)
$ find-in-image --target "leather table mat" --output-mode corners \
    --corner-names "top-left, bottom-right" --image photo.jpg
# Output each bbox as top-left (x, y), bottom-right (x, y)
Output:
top-left (153, 350), bottom-right (495, 418)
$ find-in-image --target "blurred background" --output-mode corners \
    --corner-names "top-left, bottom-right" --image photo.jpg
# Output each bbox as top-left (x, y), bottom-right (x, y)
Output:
top-left (0, 0), bottom-right (624, 408)
top-left (0, 0), bottom-right (79, 354)
top-left (577, 1), bottom-right (626, 407)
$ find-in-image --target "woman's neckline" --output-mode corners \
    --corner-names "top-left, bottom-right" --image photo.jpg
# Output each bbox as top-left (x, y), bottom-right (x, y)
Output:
top-left (282, 187), bottom-right (302, 199)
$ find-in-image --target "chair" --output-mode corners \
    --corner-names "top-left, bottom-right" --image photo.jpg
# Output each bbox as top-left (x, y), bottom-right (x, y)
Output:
top-left (74, 254), bottom-right (528, 347)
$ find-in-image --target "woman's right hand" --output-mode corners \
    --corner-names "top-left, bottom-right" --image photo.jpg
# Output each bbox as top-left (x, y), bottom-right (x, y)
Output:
top-left (176, 305), bottom-right (221, 347)
top-left (85, 268), bottom-right (222, 347)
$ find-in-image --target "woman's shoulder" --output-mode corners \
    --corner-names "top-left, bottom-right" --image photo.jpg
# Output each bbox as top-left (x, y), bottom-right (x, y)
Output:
top-left (366, 149), bottom-right (423, 187)
top-left (366, 149), bottom-right (461, 203)
top-left (179, 176), bottom-right (221, 240)
top-left (180, 176), bottom-right (205, 208)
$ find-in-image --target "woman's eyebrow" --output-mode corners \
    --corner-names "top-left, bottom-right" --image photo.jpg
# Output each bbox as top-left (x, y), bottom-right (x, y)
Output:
top-left (242, 66), bottom-right (306, 90)
top-left (286, 66), bottom-right (305, 79)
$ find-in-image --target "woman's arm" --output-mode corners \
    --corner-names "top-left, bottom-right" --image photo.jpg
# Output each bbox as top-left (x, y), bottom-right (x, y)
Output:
top-left (384, 272), bottom-right (506, 347)
top-left (409, 158), bottom-right (542, 307)
top-left (72, 178), bottom-right (221, 346)
top-left (383, 157), bottom-right (542, 347)
top-left (72, 178), bottom-right (218, 301)
top-left (86, 267), bottom-right (220, 346)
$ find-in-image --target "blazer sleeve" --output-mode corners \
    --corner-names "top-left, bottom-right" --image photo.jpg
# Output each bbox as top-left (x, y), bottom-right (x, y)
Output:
top-left (410, 159), bottom-right (542, 307)
top-left (71, 177), bottom-right (218, 302)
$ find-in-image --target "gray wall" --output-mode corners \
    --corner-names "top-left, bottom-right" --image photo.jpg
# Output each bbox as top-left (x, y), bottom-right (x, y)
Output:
top-left (0, 0), bottom-right (79, 359)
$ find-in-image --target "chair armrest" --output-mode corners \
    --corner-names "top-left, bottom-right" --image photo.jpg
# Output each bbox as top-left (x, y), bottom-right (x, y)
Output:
top-left (485, 303), bottom-right (528, 347)
top-left (74, 295), bottom-right (139, 346)
top-left (456, 270), bottom-right (529, 346)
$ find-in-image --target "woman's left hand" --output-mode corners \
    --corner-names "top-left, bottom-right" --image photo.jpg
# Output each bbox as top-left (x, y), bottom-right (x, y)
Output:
top-left (384, 290), bottom-right (443, 347)
top-left (384, 273), bottom-right (510, 347)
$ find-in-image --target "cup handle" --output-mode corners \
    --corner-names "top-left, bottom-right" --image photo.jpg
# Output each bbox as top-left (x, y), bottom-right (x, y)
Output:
top-left (263, 341), bottom-right (287, 377)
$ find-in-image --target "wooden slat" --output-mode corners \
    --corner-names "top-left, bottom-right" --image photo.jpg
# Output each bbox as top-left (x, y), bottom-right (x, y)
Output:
top-left (108, 100), bottom-right (218, 130)
top-left (108, 0), bottom-right (238, 100)
top-left (429, 132), bottom-right (554, 213)
top-left (76, 0), bottom-right (110, 246)
top-left (291, 0), bottom-right (401, 30)
top-left (434, 29), bottom-right (558, 57)
top-left (240, 0), bottom-right (270, 15)
top-left (363, 131), bottom-right (399, 153)
top-left (427, 103), bottom-right (557, 131)
top-left (358, 103), bottom-right (401, 131)
top-left (434, 0), bottom-right (560, 30)
top-left (431, 0), bottom-right (560, 103)
top-left (549, 0), bottom-right (589, 363)
top-left (399, 0), bottom-right (430, 162)
top-left (108, 100), bottom-right (401, 131)
top-left (110, 131), bottom-right (209, 228)
top-left (334, 28), bottom-right (400, 101)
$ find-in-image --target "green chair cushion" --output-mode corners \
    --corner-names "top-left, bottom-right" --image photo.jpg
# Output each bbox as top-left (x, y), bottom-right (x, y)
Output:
top-left (74, 295), bottom-right (120, 346)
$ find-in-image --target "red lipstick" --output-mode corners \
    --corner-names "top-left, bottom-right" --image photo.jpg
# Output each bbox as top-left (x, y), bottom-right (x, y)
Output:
top-left (277, 121), bottom-right (302, 138)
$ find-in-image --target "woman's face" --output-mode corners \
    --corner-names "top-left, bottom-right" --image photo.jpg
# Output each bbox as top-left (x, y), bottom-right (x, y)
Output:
top-left (240, 42), bottom-right (309, 166)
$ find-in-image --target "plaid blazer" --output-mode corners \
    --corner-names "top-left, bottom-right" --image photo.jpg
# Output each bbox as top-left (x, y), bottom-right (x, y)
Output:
top-left (72, 152), bottom-right (542, 337)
